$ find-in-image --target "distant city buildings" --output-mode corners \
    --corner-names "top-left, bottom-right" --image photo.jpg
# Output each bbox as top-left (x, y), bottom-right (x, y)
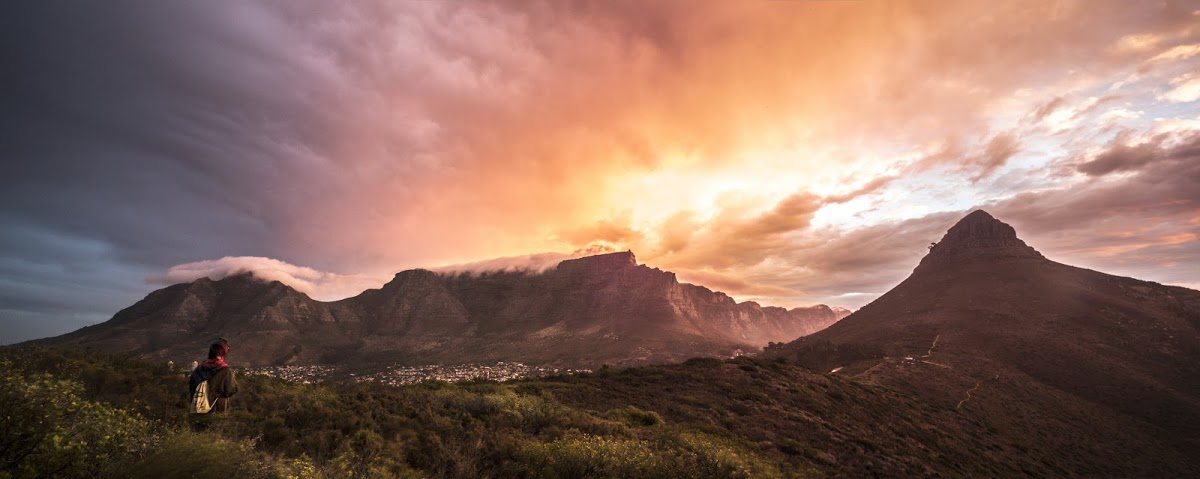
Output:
top-left (241, 365), bottom-right (338, 384)
top-left (242, 362), bottom-right (590, 386)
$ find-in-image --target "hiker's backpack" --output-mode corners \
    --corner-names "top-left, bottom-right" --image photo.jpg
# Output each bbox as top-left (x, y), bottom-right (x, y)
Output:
top-left (188, 366), bottom-right (221, 414)
top-left (191, 379), bottom-right (212, 414)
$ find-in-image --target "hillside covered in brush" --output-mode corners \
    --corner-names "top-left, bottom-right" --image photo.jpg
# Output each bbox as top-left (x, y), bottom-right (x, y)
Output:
top-left (7, 345), bottom-right (1196, 478)
top-left (765, 210), bottom-right (1200, 470)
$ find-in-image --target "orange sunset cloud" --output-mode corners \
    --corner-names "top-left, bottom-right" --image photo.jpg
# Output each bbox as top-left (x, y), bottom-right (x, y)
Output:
top-left (3, 0), bottom-right (1199, 341)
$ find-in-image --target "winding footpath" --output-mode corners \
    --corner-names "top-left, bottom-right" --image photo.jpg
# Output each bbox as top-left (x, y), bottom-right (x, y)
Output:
top-left (956, 374), bottom-right (1000, 410)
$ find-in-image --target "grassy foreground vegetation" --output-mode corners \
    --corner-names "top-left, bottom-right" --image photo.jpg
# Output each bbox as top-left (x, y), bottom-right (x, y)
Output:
top-left (0, 348), bottom-right (790, 478)
top-left (4, 346), bottom-right (1195, 478)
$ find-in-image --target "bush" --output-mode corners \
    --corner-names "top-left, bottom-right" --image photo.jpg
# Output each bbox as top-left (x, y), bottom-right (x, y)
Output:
top-left (517, 431), bottom-right (781, 479)
top-left (607, 406), bottom-right (664, 427)
top-left (0, 362), bottom-right (151, 479)
top-left (125, 431), bottom-right (271, 479)
top-left (683, 357), bottom-right (724, 368)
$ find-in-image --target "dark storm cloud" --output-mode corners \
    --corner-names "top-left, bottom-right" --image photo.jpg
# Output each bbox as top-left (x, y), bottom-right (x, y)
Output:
top-left (0, 2), bottom-right (347, 341)
top-left (0, 224), bottom-right (154, 342)
top-left (1, 2), bottom-right (322, 267)
top-left (1077, 131), bottom-right (1200, 176)
top-left (1076, 138), bottom-right (1161, 176)
top-left (1012, 132), bottom-right (1200, 230)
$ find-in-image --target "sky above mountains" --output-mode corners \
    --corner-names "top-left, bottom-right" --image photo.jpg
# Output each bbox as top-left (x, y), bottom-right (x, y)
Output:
top-left (2, 1), bottom-right (1199, 342)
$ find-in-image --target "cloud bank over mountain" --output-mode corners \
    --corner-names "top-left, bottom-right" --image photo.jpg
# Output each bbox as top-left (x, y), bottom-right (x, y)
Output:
top-left (147, 256), bottom-right (385, 301)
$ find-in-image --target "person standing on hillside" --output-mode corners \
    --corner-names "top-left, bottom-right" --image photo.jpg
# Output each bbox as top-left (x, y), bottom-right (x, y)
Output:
top-left (188, 338), bottom-right (239, 413)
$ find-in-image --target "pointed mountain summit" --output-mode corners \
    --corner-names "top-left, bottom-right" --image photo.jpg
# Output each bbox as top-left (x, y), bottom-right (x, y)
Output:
top-left (766, 209), bottom-right (1200, 463)
top-left (919, 209), bottom-right (1042, 267)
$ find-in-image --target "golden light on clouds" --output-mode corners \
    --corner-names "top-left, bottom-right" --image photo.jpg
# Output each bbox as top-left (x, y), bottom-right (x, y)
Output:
top-left (250, 0), bottom-right (1200, 309)
top-left (4, 1), bottom-right (1199, 343)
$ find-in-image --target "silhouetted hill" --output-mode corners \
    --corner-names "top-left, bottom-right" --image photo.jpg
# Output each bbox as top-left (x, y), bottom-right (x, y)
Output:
top-left (765, 209), bottom-right (1200, 460)
top-left (39, 252), bottom-right (845, 367)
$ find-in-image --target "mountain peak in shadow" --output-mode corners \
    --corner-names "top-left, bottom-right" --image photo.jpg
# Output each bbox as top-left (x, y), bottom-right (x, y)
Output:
top-left (766, 209), bottom-right (1200, 456)
top-left (920, 209), bottom-right (1042, 267)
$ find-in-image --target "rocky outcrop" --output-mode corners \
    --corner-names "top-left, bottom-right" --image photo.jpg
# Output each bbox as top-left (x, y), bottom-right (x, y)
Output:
top-left (918, 210), bottom-right (1043, 269)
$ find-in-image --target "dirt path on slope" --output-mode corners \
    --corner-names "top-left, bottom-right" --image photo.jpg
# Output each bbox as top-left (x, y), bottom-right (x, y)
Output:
top-left (922, 334), bottom-right (940, 359)
top-left (956, 374), bottom-right (1000, 410)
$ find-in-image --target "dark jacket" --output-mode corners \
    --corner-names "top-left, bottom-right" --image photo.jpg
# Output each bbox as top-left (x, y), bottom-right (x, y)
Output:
top-left (189, 364), bottom-right (239, 412)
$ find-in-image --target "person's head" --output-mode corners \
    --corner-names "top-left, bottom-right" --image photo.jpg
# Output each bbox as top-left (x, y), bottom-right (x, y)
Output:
top-left (208, 338), bottom-right (230, 360)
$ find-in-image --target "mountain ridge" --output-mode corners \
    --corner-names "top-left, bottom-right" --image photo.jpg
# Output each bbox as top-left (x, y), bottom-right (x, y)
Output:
top-left (38, 251), bottom-right (847, 368)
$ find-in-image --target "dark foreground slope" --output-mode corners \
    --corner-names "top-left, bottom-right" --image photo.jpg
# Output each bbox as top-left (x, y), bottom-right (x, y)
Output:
top-left (7, 346), bottom-right (1195, 478)
top-left (37, 252), bottom-right (845, 368)
top-left (765, 210), bottom-right (1200, 470)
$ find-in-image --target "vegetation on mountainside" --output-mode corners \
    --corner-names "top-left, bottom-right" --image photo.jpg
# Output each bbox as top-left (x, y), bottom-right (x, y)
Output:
top-left (3, 346), bottom-right (1197, 478)
top-left (2, 347), bottom-right (783, 478)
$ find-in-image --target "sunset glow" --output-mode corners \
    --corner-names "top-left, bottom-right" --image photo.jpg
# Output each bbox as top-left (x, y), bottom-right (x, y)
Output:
top-left (3, 1), bottom-right (1199, 341)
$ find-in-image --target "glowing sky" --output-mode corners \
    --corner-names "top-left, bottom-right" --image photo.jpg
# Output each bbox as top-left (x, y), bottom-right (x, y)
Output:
top-left (3, 1), bottom-right (1200, 343)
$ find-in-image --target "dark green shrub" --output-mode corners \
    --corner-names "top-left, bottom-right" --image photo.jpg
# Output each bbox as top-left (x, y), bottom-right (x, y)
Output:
top-left (608, 406), bottom-right (664, 427)
top-left (0, 363), bottom-right (151, 479)
top-left (517, 431), bottom-right (781, 479)
top-left (683, 357), bottom-right (723, 368)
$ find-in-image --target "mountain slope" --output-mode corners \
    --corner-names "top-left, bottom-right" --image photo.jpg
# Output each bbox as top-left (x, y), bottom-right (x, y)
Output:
top-left (40, 252), bottom-right (845, 367)
top-left (766, 210), bottom-right (1200, 455)
top-left (45, 273), bottom-right (364, 365)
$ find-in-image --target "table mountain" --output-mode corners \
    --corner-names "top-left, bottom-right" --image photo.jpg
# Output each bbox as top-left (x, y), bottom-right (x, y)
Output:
top-left (39, 251), bottom-right (845, 367)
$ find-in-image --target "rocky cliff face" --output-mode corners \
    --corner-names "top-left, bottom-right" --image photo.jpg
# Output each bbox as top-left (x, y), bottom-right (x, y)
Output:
top-left (41, 251), bottom-right (843, 367)
top-left (433, 251), bottom-right (843, 345)
top-left (346, 269), bottom-right (471, 335)
top-left (667, 282), bottom-right (842, 345)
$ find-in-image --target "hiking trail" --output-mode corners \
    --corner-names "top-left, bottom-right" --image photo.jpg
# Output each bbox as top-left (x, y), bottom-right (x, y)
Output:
top-left (922, 334), bottom-right (940, 358)
top-left (956, 374), bottom-right (1000, 410)
top-left (919, 334), bottom-right (950, 367)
